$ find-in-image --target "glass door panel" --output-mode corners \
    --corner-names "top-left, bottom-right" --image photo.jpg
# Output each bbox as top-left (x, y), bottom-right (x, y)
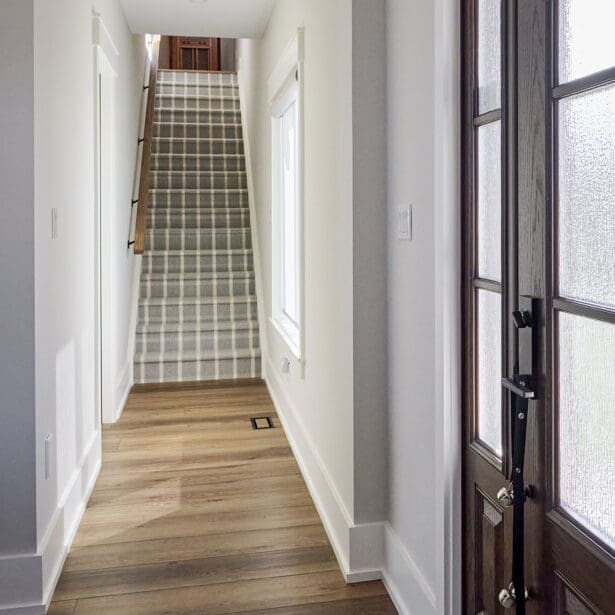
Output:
top-left (477, 289), bottom-right (503, 455)
top-left (558, 0), bottom-right (615, 83)
top-left (477, 121), bottom-right (502, 282)
top-left (478, 0), bottom-right (501, 113)
top-left (558, 312), bottom-right (615, 549)
top-left (558, 84), bottom-right (615, 308)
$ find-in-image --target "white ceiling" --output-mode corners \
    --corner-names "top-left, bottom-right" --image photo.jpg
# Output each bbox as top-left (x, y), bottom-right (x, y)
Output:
top-left (119, 0), bottom-right (276, 38)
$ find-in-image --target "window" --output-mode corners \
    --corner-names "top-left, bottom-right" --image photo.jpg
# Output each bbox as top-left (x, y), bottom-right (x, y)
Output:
top-left (270, 31), bottom-right (304, 360)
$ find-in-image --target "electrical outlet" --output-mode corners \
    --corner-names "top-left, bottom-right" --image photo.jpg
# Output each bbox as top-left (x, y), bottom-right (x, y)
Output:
top-left (398, 205), bottom-right (412, 241)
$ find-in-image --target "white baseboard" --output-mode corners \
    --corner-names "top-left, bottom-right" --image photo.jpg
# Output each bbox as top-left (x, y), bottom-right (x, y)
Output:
top-left (0, 431), bottom-right (101, 615)
top-left (381, 523), bottom-right (437, 615)
top-left (113, 360), bottom-right (132, 423)
top-left (265, 355), bottom-right (381, 583)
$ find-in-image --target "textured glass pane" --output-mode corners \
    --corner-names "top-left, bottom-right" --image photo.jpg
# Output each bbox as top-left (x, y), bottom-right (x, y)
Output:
top-left (559, 0), bottom-right (615, 83)
top-left (477, 290), bottom-right (502, 455)
top-left (477, 122), bottom-right (502, 282)
top-left (559, 85), bottom-right (615, 308)
top-left (558, 313), bottom-right (615, 548)
top-left (478, 0), bottom-right (501, 113)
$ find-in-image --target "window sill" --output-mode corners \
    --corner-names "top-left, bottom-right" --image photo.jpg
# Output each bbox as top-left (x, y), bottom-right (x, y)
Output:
top-left (270, 316), bottom-right (303, 363)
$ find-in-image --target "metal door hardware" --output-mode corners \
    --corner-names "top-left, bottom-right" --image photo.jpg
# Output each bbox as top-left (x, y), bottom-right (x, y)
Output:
top-left (499, 297), bottom-right (541, 615)
top-left (498, 583), bottom-right (530, 609)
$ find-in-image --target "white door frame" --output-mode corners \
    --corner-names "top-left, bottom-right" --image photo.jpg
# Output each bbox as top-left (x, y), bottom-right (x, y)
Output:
top-left (93, 28), bottom-right (117, 426)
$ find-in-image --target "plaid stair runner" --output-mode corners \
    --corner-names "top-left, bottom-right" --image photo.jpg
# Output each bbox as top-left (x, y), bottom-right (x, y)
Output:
top-left (134, 71), bottom-right (261, 384)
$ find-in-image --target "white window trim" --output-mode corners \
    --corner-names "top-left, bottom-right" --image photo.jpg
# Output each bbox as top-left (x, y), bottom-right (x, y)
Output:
top-left (269, 29), bottom-right (305, 363)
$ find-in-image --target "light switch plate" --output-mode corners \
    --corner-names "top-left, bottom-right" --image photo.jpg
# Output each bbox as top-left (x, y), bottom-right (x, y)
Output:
top-left (397, 205), bottom-right (412, 241)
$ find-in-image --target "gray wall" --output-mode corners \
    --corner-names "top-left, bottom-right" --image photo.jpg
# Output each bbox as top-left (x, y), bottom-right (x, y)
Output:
top-left (352, 0), bottom-right (388, 524)
top-left (0, 0), bottom-right (37, 557)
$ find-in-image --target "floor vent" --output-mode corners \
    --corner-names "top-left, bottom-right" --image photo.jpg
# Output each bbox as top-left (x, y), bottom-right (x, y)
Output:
top-left (250, 417), bottom-right (274, 430)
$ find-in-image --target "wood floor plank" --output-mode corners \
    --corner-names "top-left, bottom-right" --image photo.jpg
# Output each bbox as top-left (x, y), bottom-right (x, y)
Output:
top-left (49, 383), bottom-right (396, 613)
top-left (70, 572), bottom-right (387, 615)
top-left (64, 525), bottom-right (329, 572)
top-left (237, 595), bottom-right (399, 615)
top-left (55, 546), bottom-right (338, 600)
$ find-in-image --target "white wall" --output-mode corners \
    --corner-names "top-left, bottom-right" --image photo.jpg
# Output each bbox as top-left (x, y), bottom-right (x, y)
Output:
top-left (237, 0), bottom-right (389, 580)
top-left (385, 0), bottom-right (460, 613)
top-left (0, 1), bottom-right (146, 612)
top-left (238, 0), bottom-right (356, 572)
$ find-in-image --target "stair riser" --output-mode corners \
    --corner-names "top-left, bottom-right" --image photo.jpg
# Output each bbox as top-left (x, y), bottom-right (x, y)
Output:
top-left (147, 211), bottom-right (251, 230)
top-left (158, 72), bottom-right (237, 85)
top-left (152, 156), bottom-right (245, 173)
top-left (140, 276), bottom-right (255, 299)
top-left (138, 301), bottom-right (257, 324)
top-left (154, 124), bottom-right (242, 140)
top-left (155, 96), bottom-right (240, 112)
top-left (152, 140), bottom-right (244, 156)
top-left (149, 192), bottom-right (249, 210)
top-left (151, 173), bottom-right (247, 191)
top-left (134, 356), bottom-right (261, 385)
top-left (143, 253), bottom-right (254, 275)
top-left (154, 109), bottom-right (242, 125)
top-left (156, 84), bottom-right (238, 99)
top-left (135, 329), bottom-right (259, 355)
top-left (145, 231), bottom-right (251, 251)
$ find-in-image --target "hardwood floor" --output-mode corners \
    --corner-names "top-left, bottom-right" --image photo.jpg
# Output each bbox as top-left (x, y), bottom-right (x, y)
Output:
top-left (49, 382), bottom-right (396, 614)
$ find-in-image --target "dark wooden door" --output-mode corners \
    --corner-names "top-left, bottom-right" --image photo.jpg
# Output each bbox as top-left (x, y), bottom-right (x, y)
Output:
top-left (170, 37), bottom-right (220, 71)
top-left (462, 2), bottom-right (615, 614)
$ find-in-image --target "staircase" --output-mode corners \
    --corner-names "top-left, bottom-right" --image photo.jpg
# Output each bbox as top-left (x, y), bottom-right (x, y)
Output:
top-left (134, 70), bottom-right (261, 384)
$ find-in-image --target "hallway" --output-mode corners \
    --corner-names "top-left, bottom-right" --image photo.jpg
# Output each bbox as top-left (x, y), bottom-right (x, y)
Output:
top-left (48, 382), bottom-right (395, 614)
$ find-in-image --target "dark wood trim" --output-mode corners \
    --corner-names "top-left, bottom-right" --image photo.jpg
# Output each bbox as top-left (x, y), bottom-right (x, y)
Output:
top-left (552, 297), bottom-right (615, 324)
top-left (553, 65), bottom-right (615, 99)
top-left (133, 35), bottom-right (160, 256)
top-left (473, 108), bottom-right (502, 127)
top-left (170, 37), bottom-right (221, 72)
top-left (130, 378), bottom-right (264, 394)
top-left (473, 278), bottom-right (502, 293)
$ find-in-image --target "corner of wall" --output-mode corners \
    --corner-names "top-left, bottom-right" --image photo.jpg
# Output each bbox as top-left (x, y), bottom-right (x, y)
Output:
top-left (0, 431), bottom-right (101, 615)
top-left (265, 357), bottom-right (384, 583)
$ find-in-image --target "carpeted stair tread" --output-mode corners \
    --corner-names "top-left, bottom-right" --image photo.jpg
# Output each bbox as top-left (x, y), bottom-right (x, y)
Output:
top-left (134, 348), bottom-right (259, 365)
top-left (137, 319), bottom-right (259, 334)
top-left (139, 294), bottom-right (256, 306)
top-left (141, 270), bottom-right (254, 280)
